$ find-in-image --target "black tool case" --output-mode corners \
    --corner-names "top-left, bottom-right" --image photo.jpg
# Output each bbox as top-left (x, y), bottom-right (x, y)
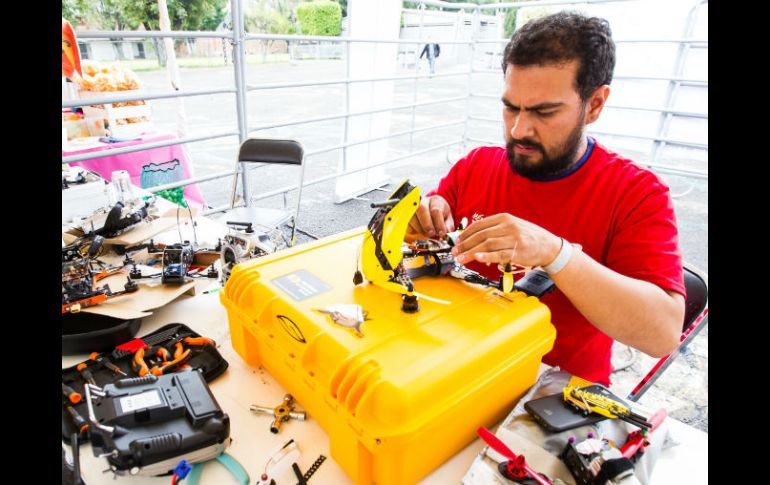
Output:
top-left (61, 323), bottom-right (229, 449)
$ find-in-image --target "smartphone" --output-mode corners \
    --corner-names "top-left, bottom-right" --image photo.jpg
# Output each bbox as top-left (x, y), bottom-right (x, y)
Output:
top-left (524, 388), bottom-right (608, 432)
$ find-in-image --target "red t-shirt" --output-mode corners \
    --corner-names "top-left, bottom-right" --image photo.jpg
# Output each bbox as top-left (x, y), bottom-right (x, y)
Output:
top-left (429, 139), bottom-right (685, 385)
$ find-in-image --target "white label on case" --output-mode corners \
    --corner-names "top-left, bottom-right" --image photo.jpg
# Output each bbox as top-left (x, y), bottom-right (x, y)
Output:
top-left (119, 390), bottom-right (162, 413)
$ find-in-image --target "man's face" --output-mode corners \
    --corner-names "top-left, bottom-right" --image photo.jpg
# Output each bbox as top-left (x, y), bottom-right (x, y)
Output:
top-left (502, 60), bottom-right (587, 179)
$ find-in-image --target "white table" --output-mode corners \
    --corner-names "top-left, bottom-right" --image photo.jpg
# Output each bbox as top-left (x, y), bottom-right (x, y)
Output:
top-left (63, 276), bottom-right (708, 485)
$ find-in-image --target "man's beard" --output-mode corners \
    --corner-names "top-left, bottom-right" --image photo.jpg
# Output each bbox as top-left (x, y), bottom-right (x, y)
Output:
top-left (506, 120), bottom-right (586, 180)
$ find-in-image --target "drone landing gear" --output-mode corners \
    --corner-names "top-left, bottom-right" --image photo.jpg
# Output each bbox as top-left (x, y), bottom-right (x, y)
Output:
top-left (401, 294), bottom-right (420, 313)
top-left (123, 278), bottom-right (139, 293)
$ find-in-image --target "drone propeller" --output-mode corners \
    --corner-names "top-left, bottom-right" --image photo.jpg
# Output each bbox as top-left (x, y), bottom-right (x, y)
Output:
top-left (477, 427), bottom-right (554, 485)
top-left (371, 280), bottom-right (451, 305)
top-left (501, 241), bottom-right (519, 293)
top-left (502, 263), bottom-right (514, 293)
top-left (412, 290), bottom-right (451, 305)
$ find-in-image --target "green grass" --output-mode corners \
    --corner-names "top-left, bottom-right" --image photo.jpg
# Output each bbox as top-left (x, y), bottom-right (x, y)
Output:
top-left (116, 53), bottom-right (293, 72)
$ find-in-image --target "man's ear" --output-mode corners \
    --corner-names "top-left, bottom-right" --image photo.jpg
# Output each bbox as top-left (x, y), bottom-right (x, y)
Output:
top-left (585, 85), bottom-right (611, 124)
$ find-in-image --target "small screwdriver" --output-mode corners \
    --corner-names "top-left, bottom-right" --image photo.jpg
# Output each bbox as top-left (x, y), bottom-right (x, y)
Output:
top-left (89, 352), bottom-right (127, 377)
top-left (62, 383), bottom-right (82, 404)
top-left (65, 405), bottom-right (89, 434)
top-left (76, 363), bottom-right (96, 386)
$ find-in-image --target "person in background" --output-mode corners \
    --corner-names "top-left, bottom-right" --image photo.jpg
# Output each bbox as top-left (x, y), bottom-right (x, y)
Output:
top-left (419, 37), bottom-right (441, 76)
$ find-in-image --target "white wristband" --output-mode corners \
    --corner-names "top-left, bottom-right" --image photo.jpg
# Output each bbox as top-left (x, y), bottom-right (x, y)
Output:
top-left (542, 238), bottom-right (575, 275)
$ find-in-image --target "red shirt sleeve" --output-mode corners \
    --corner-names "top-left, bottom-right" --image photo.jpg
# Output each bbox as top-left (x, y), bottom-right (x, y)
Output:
top-left (604, 170), bottom-right (686, 298)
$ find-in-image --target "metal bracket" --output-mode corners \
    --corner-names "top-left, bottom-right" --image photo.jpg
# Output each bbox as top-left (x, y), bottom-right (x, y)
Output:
top-left (250, 394), bottom-right (307, 433)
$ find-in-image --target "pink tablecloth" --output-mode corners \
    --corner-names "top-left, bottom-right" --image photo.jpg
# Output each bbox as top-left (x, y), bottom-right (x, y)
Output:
top-left (63, 132), bottom-right (206, 208)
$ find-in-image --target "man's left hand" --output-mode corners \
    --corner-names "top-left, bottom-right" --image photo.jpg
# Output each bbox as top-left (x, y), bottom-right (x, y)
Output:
top-left (450, 213), bottom-right (562, 268)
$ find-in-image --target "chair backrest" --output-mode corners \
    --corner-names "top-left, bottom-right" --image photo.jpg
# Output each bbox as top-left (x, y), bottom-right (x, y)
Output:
top-left (682, 266), bottom-right (708, 332)
top-left (238, 138), bottom-right (303, 166)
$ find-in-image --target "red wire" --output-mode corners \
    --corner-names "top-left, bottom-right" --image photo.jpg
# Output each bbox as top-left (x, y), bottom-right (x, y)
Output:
top-left (171, 475), bottom-right (178, 485)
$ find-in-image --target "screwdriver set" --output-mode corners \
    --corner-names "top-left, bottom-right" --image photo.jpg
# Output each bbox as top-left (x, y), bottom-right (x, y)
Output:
top-left (61, 322), bottom-right (228, 444)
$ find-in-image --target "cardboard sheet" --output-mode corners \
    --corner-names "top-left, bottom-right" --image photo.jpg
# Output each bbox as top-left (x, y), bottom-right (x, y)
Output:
top-left (81, 270), bottom-right (196, 319)
top-left (62, 206), bottom-right (202, 247)
top-left (63, 205), bottom-right (227, 319)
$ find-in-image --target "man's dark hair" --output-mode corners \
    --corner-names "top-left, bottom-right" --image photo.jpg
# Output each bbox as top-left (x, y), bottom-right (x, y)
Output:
top-left (502, 11), bottom-right (616, 101)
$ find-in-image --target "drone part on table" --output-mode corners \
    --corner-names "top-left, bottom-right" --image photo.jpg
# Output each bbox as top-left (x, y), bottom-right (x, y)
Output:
top-left (477, 427), bottom-right (555, 485)
top-left (259, 439), bottom-right (301, 484)
top-left (560, 432), bottom-right (642, 485)
top-left (161, 242), bottom-right (195, 284)
top-left (62, 236), bottom-right (138, 314)
top-left (76, 197), bottom-right (156, 239)
top-left (219, 221), bottom-right (277, 283)
top-left (355, 180), bottom-right (451, 313)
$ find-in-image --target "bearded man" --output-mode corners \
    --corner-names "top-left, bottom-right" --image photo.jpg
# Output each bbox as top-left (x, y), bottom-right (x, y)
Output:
top-left (407, 11), bottom-right (686, 386)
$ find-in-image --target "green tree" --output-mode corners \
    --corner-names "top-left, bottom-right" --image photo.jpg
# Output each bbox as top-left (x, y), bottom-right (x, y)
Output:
top-left (503, 6), bottom-right (518, 38)
top-left (262, 0), bottom-right (302, 31)
top-left (296, 1), bottom-right (342, 36)
top-left (62, 0), bottom-right (100, 26)
top-left (63, 0), bottom-right (228, 63)
top-left (62, 0), bottom-right (228, 31)
top-left (246, 3), bottom-right (295, 61)
top-left (246, 5), bottom-right (292, 33)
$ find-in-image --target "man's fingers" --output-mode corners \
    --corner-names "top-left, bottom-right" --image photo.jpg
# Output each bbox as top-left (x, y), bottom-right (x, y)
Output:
top-left (458, 249), bottom-right (515, 266)
top-left (454, 237), bottom-right (508, 262)
top-left (456, 214), bottom-right (501, 241)
top-left (404, 231), bottom-right (421, 243)
top-left (415, 204), bottom-right (436, 237)
top-left (428, 197), bottom-right (453, 237)
top-left (452, 226), bottom-right (508, 255)
top-left (429, 204), bottom-right (448, 236)
top-left (406, 219), bottom-right (429, 242)
top-left (445, 212), bottom-right (455, 233)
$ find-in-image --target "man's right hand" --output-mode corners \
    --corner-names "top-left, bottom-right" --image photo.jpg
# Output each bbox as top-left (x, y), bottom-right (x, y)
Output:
top-left (406, 195), bottom-right (455, 242)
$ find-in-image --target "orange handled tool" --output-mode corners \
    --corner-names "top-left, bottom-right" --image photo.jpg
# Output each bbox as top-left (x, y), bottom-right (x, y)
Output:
top-left (155, 347), bottom-right (170, 363)
top-left (62, 383), bottom-right (82, 404)
top-left (89, 352), bottom-right (128, 377)
top-left (151, 344), bottom-right (192, 376)
top-left (174, 341), bottom-right (193, 371)
top-left (66, 405), bottom-right (89, 434)
top-left (76, 363), bottom-right (96, 386)
top-left (174, 342), bottom-right (186, 360)
top-left (132, 348), bottom-right (151, 377)
top-left (182, 336), bottom-right (216, 347)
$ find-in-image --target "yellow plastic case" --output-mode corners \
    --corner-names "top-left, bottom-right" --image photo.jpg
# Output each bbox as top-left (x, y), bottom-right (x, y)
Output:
top-left (221, 228), bottom-right (556, 485)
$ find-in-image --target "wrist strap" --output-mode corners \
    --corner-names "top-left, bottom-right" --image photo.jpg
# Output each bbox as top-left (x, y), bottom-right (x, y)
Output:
top-left (187, 453), bottom-right (250, 485)
top-left (542, 238), bottom-right (576, 275)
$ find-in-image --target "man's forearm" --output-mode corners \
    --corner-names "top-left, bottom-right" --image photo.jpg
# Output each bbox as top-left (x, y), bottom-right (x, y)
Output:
top-left (551, 248), bottom-right (684, 358)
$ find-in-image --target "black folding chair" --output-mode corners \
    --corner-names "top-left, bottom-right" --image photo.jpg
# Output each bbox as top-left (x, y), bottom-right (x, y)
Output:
top-left (221, 138), bottom-right (306, 245)
top-left (626, 263), bottom-right (708, 402)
